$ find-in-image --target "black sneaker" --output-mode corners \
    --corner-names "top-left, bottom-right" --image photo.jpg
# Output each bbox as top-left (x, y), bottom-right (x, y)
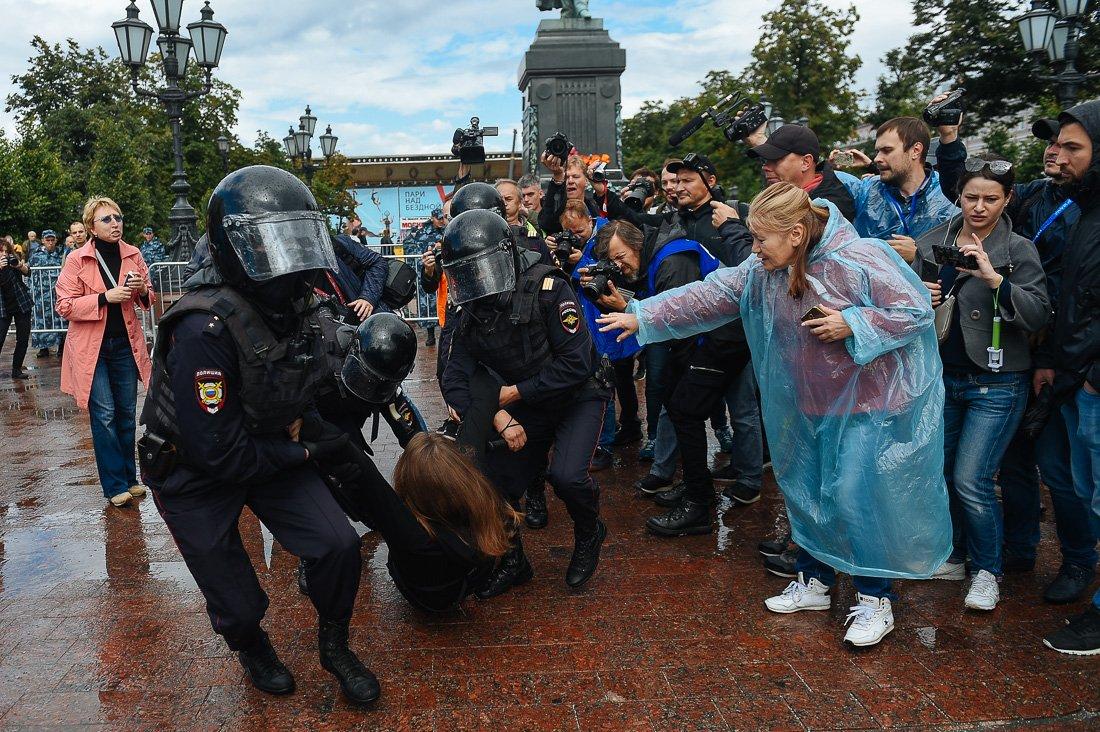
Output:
top-left (757, 537), bottom-right (789, 557)
top-left (10, 371), bottom-right (28, 380)
top-left (1002, 553), bottom-right (1036, 573)
top-left (611, 424), bottom-right (643, 446)
top-left (653, 483), bottom-right (688, 507)
top-left (721, 483), bottom-right (760, 505)
top-left (634, 473), bottom-right (673, 495)
top-left (1043, 605), bottom-right (1100, 656)
top-left (711, 463), bottom-right (740, 484)
top-left (1043, 563), bottom-right (1096, 604)
top-left (646, 500), bottom-right (713, 536)
top-left (589, 448), bottom-right (613, 472)
top-left (764, 548), bottom-right (798, 578)
top-left (424, 329), bottom-right (436, 347)
top-left (524, 490), bottom-right (548, 530)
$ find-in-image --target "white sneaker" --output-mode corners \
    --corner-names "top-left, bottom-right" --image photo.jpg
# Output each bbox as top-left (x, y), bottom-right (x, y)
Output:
top-left (843, 593), bottom-right (895, 647)
top-left (965, 569), bottom-right (1000, 611)
top-left (109, 491), bottom-right (132, 507)
top-left (764, 572), bottom-right (831, 613)
top-left (930, 560), bottom-right (966, 581)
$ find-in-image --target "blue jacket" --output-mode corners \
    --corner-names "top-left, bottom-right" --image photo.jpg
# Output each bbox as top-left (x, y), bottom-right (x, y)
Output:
top-left (852, 168), bottom-right (958, 241)
top-left (572, 219), bottom-right (641, 361)
top-left (332, 235), bottom-right (388, 310)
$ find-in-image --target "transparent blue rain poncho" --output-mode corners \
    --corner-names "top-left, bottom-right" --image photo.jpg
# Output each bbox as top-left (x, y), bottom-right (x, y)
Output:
top-left (630, 200), bottom-right (951, 579)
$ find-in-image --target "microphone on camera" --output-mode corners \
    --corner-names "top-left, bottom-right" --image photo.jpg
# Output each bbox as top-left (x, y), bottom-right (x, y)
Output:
top-left (668, 92), bottom-right (738, 147)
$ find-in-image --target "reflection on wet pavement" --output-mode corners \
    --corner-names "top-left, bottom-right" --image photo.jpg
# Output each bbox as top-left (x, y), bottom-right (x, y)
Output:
top-left (0, 351), bottom-right (1097, 729)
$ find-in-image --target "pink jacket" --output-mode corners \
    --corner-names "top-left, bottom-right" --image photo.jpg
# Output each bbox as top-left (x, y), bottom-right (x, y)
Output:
top-left (55, 240), bottom-right (155, 410)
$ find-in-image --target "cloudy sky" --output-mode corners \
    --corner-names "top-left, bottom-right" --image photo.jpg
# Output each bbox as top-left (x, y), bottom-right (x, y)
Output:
top-left (3, 0), bottom-right (915, 155)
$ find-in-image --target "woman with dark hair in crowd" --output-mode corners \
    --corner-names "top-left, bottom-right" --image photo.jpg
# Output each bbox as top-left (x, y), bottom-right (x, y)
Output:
top-left (598, 182), bottom-right (950, 648)
top-left (332, 431), bottom-right (521, 613)
top-left (0, 237), bottom-right (33, 379)
top-left (913, 153), bottom-right (1050, 611)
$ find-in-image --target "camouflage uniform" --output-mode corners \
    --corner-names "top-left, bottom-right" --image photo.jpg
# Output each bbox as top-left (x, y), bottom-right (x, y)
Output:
top-left (139, 237), bottom-right (167, 267)
top-left (403, 220), bottom-right (445, 325)
top-left (28, 246), bottom-right (64, 350)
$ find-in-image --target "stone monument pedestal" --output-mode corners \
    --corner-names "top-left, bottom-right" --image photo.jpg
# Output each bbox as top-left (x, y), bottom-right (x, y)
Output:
top-left (518, 18), bottom-right (627, 173)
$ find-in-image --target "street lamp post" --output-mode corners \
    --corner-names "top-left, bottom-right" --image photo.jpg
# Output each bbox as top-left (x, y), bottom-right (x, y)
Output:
top-left (283, 106), bottom-right (338, 185)
top-left (1015, 0), bottom-right (1097, 108)
top-left (215, 135), bottom-right (230, 174)
top-left (112, 0), bottom-right (228, 260)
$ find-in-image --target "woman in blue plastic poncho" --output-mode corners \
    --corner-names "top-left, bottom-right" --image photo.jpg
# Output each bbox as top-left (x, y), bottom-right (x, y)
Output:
top-left (598, 182), bottom-right (951, 648)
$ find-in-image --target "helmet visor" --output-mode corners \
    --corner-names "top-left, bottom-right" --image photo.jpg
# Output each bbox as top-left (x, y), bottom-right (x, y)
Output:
top-left (341, 349), bottom-right (400, 404)
top-left (222, 210), bottom-right (337, 281)
top-left (442, 246), bottom-right (515, 304)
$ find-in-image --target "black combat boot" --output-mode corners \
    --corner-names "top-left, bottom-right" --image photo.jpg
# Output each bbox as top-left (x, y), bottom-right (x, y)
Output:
top-left (237, 631), bottom-right (295, 695)
top-left (425, 327), bottom-right (436, 347)
top-left (566, 519), bottom-right (607, 588)
top-left (475, 539), bottom-right (534, 599)
top-left (318, 619), bottom-right (381, 705)
top-left (524, 485), bottom-right (548, 530)
top-left (296, 560), bottom-right (309, 595)
top-left (646, 499), bottom-right (713, 536)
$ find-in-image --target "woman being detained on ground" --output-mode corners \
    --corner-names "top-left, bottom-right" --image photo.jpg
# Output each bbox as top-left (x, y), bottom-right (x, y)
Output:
top-left (598, 182), bottom-right (951, 648)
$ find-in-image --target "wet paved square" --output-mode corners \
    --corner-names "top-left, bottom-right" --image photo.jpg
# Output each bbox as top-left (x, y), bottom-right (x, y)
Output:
top-left (0, 345), bottom-right (1097, 730)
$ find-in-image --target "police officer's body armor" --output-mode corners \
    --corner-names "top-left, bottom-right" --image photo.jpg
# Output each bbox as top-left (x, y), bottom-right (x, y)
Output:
top-left (458, 255), bottom-right (569, 385)
top-left (142, 286), bottom-right (327, 441)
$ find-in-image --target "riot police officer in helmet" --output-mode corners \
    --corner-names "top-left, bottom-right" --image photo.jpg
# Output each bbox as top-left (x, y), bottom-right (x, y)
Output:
top-left (140, 165), bottom-right (380, 705)
top-left (441, 208), bottom-right (609, 596)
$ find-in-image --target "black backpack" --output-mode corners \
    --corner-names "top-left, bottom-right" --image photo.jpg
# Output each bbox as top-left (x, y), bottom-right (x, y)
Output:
top-left (382, 258), bottom-right (417, 309)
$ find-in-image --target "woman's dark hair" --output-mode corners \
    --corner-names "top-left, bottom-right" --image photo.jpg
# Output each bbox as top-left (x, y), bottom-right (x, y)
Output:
top-left (393, 433), bottom-right (520, 558)
top-left (955, 153), bottom-right (1015, 199)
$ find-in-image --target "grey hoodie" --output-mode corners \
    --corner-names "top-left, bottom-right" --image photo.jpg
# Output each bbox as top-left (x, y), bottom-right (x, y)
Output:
top-left (914, 213), bottom-right (1050, 372)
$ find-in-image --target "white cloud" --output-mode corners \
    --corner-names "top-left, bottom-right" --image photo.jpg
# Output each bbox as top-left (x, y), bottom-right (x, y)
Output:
top-left (2, 0), bottom-right (917, 155)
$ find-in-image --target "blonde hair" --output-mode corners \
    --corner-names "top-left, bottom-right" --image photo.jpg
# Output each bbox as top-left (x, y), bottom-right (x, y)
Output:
top-left (82, 196), bottom-right (122, 235)
top-left (746, 182), bottom-right (830, 299)
top-left (559, 199), bottom-right (590, 226)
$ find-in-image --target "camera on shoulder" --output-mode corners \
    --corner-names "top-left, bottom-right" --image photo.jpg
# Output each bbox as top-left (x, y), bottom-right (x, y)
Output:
top-left (452, 116), bottom-right (499, 166)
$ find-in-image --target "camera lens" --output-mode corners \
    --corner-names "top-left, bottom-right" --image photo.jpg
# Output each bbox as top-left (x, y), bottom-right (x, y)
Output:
top-left (582, 274), bottom-right (609, 302)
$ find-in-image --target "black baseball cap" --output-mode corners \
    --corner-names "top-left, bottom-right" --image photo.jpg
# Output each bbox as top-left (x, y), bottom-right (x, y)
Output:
top-left (748, 124), bottom-right (821, 162)
top-left (1032, 118), bottom-right (1060, 142)
top-left (666, 153), bottom-right (718, 178)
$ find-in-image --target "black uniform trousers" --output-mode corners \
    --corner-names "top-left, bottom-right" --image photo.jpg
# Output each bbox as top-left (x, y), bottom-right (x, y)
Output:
top-left (612, 356), bottom-right (641, 432)
top-left (666, 339), bottom-right (753, 505)
top-left (151, 464), bottom-right (362, 650)
top-left (482, 390), bottom-right (605, 534)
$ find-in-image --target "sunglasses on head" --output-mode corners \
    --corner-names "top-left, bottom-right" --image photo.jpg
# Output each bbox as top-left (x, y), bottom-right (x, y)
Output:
top-left (98, 214), bottom-right (124, 224)
top-left (963, 158), bottom-right (1013, 174)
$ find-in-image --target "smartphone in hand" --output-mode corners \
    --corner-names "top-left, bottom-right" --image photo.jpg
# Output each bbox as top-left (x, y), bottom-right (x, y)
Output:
top-left (801, 305), bottom-right (829, 323)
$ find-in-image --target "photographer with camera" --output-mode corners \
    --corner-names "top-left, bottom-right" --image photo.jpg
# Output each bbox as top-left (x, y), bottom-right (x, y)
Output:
top-left (912, 154), bottom-right (1050, 612)
top-left (404, 207), bottom-right (448, 346)
top-left (832, 117), bottom-right (957, 262)
top-left (497, 179), bottom-right (553, 264)
top-left (620, 168), bottom-right (660, 214)
top-left (934, 109), bottom-right (1093, 601)
top-left (741, 123), bottom-right (857, 222)
top-left (592, 209), bottom-right (755, 535)
top-left (538, 145), bottom-right (600, 236)
top-left (0, 237), bottom-right (32, 379)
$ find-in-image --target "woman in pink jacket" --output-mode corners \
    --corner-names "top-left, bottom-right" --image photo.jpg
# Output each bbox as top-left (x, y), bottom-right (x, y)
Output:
top-left (56, 196), bottom-right (154, 507)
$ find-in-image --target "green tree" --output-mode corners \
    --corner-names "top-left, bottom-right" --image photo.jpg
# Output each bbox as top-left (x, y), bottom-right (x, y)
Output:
top-left (745, 0), bottom-right (863, 147)
top-left (872, 48), bottom-right (934, 125)
top-left (0, 130), bottom-right (82, 237)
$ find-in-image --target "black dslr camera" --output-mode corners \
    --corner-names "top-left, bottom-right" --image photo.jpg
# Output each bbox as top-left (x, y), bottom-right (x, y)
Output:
top-left (4, 255), bottom-right (19, 268)
top-left (923, 89), bottom-right (965, 127)
top-left (552, 229), bottom-right (582, 265)
top-left (580, 260), bottom-right (621, 303)
top-left (544, 132), bottom-right (573, 166)
top-left (623, 178), bottom-right (655, 212)
top-left (451, 116), bottom-right (498, 166)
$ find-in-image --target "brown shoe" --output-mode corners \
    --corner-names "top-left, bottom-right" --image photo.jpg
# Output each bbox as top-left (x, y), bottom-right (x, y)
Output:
top-left (109, 492), bottom-right (133, 507)
top-left (128, 484), bottom-right (147, 497)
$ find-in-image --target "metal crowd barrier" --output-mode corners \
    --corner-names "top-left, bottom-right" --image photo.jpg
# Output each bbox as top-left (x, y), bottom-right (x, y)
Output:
top-left (22, 254), bottom-right (440, 340)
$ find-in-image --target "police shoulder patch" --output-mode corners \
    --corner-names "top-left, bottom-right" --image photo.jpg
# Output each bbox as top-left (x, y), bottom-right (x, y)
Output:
top-left (558, 300), bottom-right (580, 334)
top-left (195, 369), bottom-right (226, 414)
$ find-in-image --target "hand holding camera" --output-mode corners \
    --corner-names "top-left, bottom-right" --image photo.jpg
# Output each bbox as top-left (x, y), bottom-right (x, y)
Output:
top-left (126, 270), bottom-right (148, 296)
top-left (710, 200), bottom-right (739, 228)
top-left (623, 178), bottom-right (655, 212)
top-left (105, 281), bottom-right (134, 304)
top-left (924, 89), bottom-right (965, 143)
top-left (829, 148), bottom-right (872, 169)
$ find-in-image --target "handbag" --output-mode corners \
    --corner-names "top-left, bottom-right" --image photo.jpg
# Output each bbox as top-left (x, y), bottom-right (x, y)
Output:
top-left (933, 276), bottom-right (966, 345)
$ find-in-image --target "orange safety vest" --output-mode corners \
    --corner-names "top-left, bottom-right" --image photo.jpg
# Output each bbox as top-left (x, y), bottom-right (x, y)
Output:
top-left (437, 274), bottom-right (448, 327)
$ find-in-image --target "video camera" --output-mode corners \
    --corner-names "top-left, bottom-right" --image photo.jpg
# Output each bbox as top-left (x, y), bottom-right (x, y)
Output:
top-left (623, 178), bottom-right (655, 212)
top-left (580, 259), bottom-right (621, 303)
top-left (452, 117), bottom-right (498, 166)
top-left (544, 132), bottom-right (573, 166)
top-left (923, 89), bottom-right (965, 127)
top-left (669, 91), bottom-right (769, 148)
top-left (552, 229), bottom-right (583, 265)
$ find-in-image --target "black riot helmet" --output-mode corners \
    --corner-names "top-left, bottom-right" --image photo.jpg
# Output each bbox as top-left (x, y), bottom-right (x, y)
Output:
top-left (449, 182), bottom-right (506, 218)
top-left (340, 312), bottom-right (417, 403)
top-left (440, 209), bottom-right (518, 304)
top-left (206, 165), bottom-right (337, 317)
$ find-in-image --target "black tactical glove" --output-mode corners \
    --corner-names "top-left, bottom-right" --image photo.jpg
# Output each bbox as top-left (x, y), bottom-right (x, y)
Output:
top-left (299, 414), bottom-right (351, 462)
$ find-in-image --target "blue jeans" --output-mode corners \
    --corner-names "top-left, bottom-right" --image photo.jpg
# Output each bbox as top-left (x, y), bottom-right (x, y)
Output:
top-left (650, 408), bottom-right (678, 480)
top-left (1001, 407), bottom-right (1097, 569)
top-left (943, 370), bottom-right (1029, 576)
top-left (796, 549), bottom-right (894, 600)
top-left (1062, 386), bottom-right (1100, 609)
top-left (88, 336), bottom-right (139, 498)
top-left (598, 392), bottom-right (616, 451)
top-left (723, 365), bottom-right (763, 491)
top-left (644, 343), bottom-right (670, 439)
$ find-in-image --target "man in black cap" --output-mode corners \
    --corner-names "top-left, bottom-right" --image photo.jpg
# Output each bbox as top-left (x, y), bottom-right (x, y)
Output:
top-left (935, 110), bottom-right (1093, 606)
top-left (743, 123), bottom-right (856, 222)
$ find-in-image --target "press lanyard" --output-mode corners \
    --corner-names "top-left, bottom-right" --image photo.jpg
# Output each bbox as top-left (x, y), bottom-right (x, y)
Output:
top-left (883, 174), bottom-right (930, 236)
top-left (1032, 198), bottom-right (1074, 241)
